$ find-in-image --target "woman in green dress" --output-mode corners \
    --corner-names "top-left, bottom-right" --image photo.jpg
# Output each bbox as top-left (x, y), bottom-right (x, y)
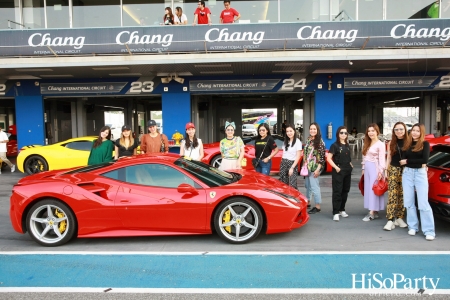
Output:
top-left (87, 126), bottom-right (114, 165)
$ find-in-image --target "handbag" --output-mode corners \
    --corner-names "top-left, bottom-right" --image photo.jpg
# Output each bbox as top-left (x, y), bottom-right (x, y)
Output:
top-left (160, 134), bottom-right (165, 153)
top-left (372, 176), bottom-right (388, 196)
top-left (300, 144), bottom-right (314, 176)
top-left (251, 137), bottom-right (269, 169)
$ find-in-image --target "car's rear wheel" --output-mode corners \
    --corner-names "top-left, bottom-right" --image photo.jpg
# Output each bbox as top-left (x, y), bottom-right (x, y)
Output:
top-left (214, 198), bottom-right (263, 244)
top-left (210, 155), bottom-right (222, 169)
top-left (26, 199), bottom-right (76, 247)
top-left (24, 155), bottom-right (48, 175)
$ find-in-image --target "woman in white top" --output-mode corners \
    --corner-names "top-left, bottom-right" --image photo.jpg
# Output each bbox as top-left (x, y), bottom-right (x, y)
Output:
top-left (175, 7), bottom-right (188, 25)
top-left (180, 122), bottom-right (204, 161)
top-left (279, 124), bottom-right (302, 189)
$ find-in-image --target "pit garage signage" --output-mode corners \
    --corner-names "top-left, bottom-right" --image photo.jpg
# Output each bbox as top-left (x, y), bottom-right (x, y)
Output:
top-left (40, 82), bottom-right (128, 94)
top-left (0, 19), bottom-right (449, 56)
top-left (190, 79), bottom-right (280, 91)
top-left (345, 76), bottom-right (438, 89)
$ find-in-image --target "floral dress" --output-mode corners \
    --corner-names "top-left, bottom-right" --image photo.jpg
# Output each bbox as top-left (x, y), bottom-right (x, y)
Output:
top-left (304, 137), bottom-right (326, 172)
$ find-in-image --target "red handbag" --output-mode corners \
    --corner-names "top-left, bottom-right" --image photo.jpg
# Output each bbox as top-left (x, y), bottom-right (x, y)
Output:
top-left (372, 177), bottom-right (388, 196)
top-left (358, 174), bottom-right (364, 196)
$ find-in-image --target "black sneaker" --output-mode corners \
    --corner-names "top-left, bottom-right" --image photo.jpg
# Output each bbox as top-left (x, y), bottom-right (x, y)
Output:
top-left (308, 207), bottom-right (321, 214)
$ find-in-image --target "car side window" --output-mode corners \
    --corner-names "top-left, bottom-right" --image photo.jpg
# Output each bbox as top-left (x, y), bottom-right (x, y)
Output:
top-left (124, 164), bottom-right (197, 188)
top-left (64, 141), bottom-right (93, 151)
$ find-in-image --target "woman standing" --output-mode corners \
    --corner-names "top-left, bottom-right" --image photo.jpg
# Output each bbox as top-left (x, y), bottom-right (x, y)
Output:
top-left (163, 7), bottom-right (174, 25)
top-left (303, 122), bottom-right (325, 214)
top-left (219, 121), bottom-right (244, 171)
top-left (361, 123), bottom-right (386, 221)
top-left (180, 122), bottom-right (204, 161)
top-left (140, 120), bottom-right (169, 154)
top-left (254, 123), bottom-right (279, 175)
top-left (279, 124), bottom-right (302, 189)
top-left (327, 126), bottom-right (353, 221)
top-left (174, 6), bottom-right (188, 25)
top-left (400, 123), bottom-right (435, 241)
top-left (114, 125), bottom-right (139, 159)
top-left (88, 126), bottom-right (114, 165)
top-left (384, 122), bottom-right (408, 230)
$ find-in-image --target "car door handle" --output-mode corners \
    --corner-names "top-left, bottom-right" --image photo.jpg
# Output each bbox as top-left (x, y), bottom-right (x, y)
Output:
top-left (120, 200), bottom-right (130, 203)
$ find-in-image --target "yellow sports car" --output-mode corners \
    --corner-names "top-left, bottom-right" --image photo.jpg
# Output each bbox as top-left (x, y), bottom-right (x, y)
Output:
top-left (17, 136), bottom-right (98, 175)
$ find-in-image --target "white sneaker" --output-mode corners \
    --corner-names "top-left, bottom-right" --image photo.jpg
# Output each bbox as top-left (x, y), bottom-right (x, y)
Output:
top-left (383, 220), bottom-right (395, 231)
top-left (333, 214), bottom-right (340, 221)
top-left (394, 218), bottom-right (408, 228)
top-left (340, 211), bottom-right (349, 218)
top-left (408, 229), bottom-right (416, 236)
top-left (426, 235), bottom-right (435, 241)
top-left (362, 213), bottom-right (374, 222)
top-left (11, 165), bottom-right (15, 173)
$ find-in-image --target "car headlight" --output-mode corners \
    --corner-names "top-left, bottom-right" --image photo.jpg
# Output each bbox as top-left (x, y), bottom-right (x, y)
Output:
top-left (264, 189), bottom-right (300, 203)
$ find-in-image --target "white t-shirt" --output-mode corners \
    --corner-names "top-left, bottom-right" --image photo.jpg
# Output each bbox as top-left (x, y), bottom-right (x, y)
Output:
top-left (282, 138), bottom-right (302, 161)
top-left (175, 14), bottom-right (187, 24)
top-left (0, 130), bottom-right (8, 152)
top-left (180, 138), bottom-right (202, 160)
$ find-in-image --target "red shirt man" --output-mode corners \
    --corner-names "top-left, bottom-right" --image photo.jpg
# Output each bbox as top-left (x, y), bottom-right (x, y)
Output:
top-left (193, 1), bottom-right (211, 25)
top-left (220, 1), bottom-right (241, 23)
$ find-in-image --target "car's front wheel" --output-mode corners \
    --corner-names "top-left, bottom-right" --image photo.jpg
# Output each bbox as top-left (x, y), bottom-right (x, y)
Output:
top-left (210, 155), bottom-right (222, 169)
top-left (24, 155), bottom-right (48, 175)
top-left (26, 199), bottom-right (76, 247)
top-left (214, 198), bottom-right (263, 244)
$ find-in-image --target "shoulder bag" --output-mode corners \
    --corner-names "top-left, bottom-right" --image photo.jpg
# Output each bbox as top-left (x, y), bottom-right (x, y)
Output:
top-left (160, 134), bottom-right (165, 153)
top-left (372, 145), bottom-right (388, 196)
top-left (300, 143), bottom-right (313, 176)
top-left (252, 137), bottom-right (268, 169)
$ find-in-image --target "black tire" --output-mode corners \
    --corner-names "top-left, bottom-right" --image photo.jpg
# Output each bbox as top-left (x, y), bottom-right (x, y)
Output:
top-left (210, 155), bottom-right (222, 169)
top-left (214, 197), bottom-right (263, 244)
top-left (24, 155), bottom-right (49, 175)
top-left (26, 199), bottom-right (76, 247)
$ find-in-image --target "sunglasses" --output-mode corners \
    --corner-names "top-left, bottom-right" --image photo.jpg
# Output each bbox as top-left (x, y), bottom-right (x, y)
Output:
top-left (339, 131), bottom-right (348, 135)
top-left (394, 128), bottom-right (404, 131)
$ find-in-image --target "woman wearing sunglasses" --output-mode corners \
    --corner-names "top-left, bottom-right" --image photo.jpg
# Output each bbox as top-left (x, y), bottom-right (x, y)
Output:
top-left (384, 122), bottom-right (408, 231)
top-left (327, 126), bottom-right (353, 221)
top-left (219, 121), bottom-right (244, 171)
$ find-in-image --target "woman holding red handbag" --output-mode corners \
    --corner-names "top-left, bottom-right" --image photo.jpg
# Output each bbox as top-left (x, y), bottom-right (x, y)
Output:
top-left (361, 123), bottom-right (386, 222)
top-left (400, 123), bottom-right (435, 241)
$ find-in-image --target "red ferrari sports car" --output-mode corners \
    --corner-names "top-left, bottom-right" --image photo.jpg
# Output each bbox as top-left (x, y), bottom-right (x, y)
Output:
top-left (10, 154), bottom-right (309, 246)
top-left (425, 134), bottom-right (450, 151)
top-left (427, 144), bottom-right (450, 222)
top-left (202, 135), bottom-right (332, 175)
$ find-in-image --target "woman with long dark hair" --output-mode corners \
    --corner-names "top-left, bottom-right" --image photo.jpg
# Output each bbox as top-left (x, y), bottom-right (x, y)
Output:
top-left (400, 123), bottom-right (435, 241)
top-left (88, 126), bottom-right (114, 165)
top-left (254, 123), bottom-right (279, 175)
top-left (303, 122), bottom-right (325, 214)
top-left (361, 123), bottom-right (386, 221)
top-left (175, 6), bottom-right (188, 25)
top-left (163, 7), bottom-right (174, 25)
top-left (114, 125), bottom-right (138, 159)
top-left (278, 124), bottom-right (302, 189)
top-left (327, 126), bottom-right (353, 221)
top-left (384, 122), bottom-right (408, 231)
top-left (180, 122), bottom-right (204, 161)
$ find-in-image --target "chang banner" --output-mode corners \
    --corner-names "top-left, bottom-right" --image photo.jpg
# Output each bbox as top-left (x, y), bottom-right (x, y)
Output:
top-left (344, 77), bottom-right (438, 89)
top-left (0, 19), bottom-right (449, 56)
top-left (40, 82), bottom-right (128, 94)
top-left (189, 79), bottom-right (280, 91)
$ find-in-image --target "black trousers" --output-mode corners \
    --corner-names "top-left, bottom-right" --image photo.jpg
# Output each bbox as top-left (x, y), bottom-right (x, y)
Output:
top-left (332, 165), bottom-right (352, 215)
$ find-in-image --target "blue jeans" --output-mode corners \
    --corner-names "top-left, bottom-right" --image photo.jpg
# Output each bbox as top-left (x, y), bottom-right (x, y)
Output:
top-left (256, 159), bottom-right (272, 175)
top-left (305, 171), bottom-right (322, 204)
top-left (402, 167), bottom-right (435, 237)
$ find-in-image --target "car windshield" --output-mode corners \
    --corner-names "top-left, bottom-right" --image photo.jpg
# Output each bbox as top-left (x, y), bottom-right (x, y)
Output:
top-left (174, 157), bottom-right (239, 187)
top-left (63, 162), bottom-right (114, 174)
top-left (428, 147), bottom-right (450, 168)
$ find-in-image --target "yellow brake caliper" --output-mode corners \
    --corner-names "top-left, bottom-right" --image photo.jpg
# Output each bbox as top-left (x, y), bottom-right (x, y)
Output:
top-left (55, 209), bottom-right (67, 233)
top-left (223, 210), bottom-right (231, 233)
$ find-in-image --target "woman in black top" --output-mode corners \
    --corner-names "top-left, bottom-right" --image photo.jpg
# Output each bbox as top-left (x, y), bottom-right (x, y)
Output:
top-left (327, 126), bottom-right (353, 221)
top-left (114, 125), bottom-right (139, 159)
top-left (384, 122), bottom-right (408, 231)
top-left (254, 123), bottom-right (279, 175)
top-left (400, 123), bottom-right (435, 241)
top-left (163, 7), bottom-right (175, 25)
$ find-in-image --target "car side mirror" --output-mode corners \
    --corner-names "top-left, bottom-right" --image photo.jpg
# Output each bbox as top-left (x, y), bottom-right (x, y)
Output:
top-left (177, 183), bottom-right (199, 195)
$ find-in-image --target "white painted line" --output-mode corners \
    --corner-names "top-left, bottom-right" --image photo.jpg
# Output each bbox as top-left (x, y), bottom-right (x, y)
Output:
top-left (1, 251), bottom-right (450, 255)
top-left (0, 288), bottom-right (449, 294)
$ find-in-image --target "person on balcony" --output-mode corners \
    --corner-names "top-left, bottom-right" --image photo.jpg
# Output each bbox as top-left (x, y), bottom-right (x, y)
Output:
top-left (193, 1), bottom-right (211, 25)
top-left (220, 1), bottom-right (241, 24)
